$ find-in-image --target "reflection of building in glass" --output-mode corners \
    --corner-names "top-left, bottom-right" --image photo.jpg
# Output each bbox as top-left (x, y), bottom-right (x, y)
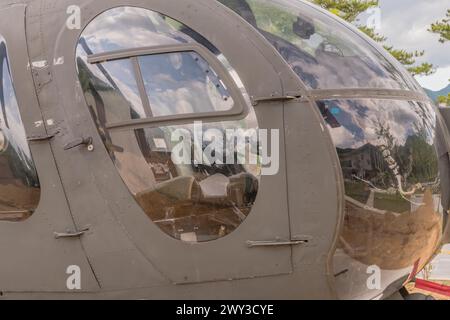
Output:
top-left (338, 143), bottom-right (385, 181)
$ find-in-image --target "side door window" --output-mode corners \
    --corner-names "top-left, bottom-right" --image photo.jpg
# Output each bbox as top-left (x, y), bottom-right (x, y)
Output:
top-left (77, 8), bottom-right (260, 243)
top-left (0, 37), bottom-right (40, 221)
top-left (71, 4), bottom-right (292, 284)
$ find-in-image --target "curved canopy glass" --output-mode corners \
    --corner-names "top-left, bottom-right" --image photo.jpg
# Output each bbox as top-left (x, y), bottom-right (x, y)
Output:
top-left (218, 0), bottom-right (421, 91)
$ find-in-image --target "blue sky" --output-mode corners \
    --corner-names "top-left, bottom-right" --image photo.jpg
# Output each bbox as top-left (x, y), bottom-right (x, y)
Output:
top-left (361, 0), bottom-right (449, 91)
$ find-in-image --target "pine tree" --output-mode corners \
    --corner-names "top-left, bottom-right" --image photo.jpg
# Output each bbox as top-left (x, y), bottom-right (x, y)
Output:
top-left (437, 94), bottom-right (450, 107)
top-left (429, 9), bottom-right (450, 43)
top-left (429, 9), bottom-right (449, 105)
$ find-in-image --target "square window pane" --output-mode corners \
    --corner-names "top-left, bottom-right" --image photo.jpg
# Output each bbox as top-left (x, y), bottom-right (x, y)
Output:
top-left (138, 51), bottom-right (234, 117)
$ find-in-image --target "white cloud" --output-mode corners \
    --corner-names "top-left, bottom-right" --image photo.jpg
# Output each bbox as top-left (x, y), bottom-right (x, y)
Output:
top-left (417, 65), bottom-right (450, 91)
top-left (359, 0), bottom-right (450, 89)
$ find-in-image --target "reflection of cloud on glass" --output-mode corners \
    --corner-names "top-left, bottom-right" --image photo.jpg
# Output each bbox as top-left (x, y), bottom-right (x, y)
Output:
top-left (139, 52), bottom-right (234, 117)
top-left (81, 7), bottom-right (191, 55)
top-left (322, 100), bottom-right (436, 150)
top-left (102, 60), bottom-right (146, 118)
top-left (76, 6), bottom-right (253, 127)
top-left (331, 126), bottom-right (359, 149)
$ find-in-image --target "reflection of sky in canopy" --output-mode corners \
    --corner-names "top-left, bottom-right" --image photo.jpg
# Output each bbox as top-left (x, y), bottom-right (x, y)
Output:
top-left (103, 59), bottom-right (146, 119)
top-left (139, 52), bottom-right (234, 117)
top-left (322, 99), bottom-right (436, 150)
top-left (76, 6), bottom-right (258, 127)
top-left (230, 0), bottom-right (420, 91)
top-left (79, 7), bottom-right (191, 55)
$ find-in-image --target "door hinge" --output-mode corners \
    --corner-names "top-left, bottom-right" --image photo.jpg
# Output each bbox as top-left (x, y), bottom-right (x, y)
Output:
top-left (27, 132), bottom-right (58, 142)
top-left (54, 226), bottom-right (90, 239)
top-left (246, 239), bottom-right (308, 248)
top-left (247, 235), bottom-right (313, 248)
top-left (251, 93), bottom-right (302, 106)
top-left (32, 63), bottom-right (53, 91)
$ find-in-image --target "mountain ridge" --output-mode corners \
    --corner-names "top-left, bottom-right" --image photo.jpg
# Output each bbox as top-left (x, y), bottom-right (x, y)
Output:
top-left (424, 84), bottom-right (450, 102)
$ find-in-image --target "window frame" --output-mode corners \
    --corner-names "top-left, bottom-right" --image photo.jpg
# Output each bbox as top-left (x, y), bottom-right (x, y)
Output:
top-left (87, 43), bottom-right (249, 131)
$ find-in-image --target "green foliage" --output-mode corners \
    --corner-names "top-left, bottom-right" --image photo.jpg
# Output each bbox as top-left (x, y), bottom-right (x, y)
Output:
top-left (310, 0), bottom-right (434, 77)
top-left (405, 63), bottom-right (435, 77)
top-left (383, 47), bottom-right (435, 76)
top-left (383, 47), bottom-right (424, 66)
top-left (358, 25), bottom-right (386, 42)
top-left (405, 134), bottom-right (438, 184)
top-left (311, 0), bottom-right (379, 23)
top-left (429, 9), bottom-right (450, 43)
top-left (437, 94), bottom-right (450, 106)
top-left (429, 10), bottom-right (449, 104)
top-left (247, 0), bottom-right (297, 41)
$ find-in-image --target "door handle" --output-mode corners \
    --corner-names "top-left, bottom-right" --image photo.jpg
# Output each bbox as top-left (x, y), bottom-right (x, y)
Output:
top-left (246, 239), bottom-right (308, 248)
top-left (64, 137), bottom-right (94, 151)
top-left (54, 226), bottom-right (90, 239)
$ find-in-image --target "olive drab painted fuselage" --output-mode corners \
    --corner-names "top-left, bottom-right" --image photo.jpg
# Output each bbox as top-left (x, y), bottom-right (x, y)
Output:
top-left (0, 0), bottom-right (448, 300)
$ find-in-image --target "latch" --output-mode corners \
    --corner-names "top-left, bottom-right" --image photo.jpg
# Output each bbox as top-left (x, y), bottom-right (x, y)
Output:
top-left (64, 136), bottom-right (94, 152)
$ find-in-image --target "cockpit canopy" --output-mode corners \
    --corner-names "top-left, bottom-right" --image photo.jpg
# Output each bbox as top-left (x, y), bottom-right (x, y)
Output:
top-left (218, 0), bottom-right (422, 91)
